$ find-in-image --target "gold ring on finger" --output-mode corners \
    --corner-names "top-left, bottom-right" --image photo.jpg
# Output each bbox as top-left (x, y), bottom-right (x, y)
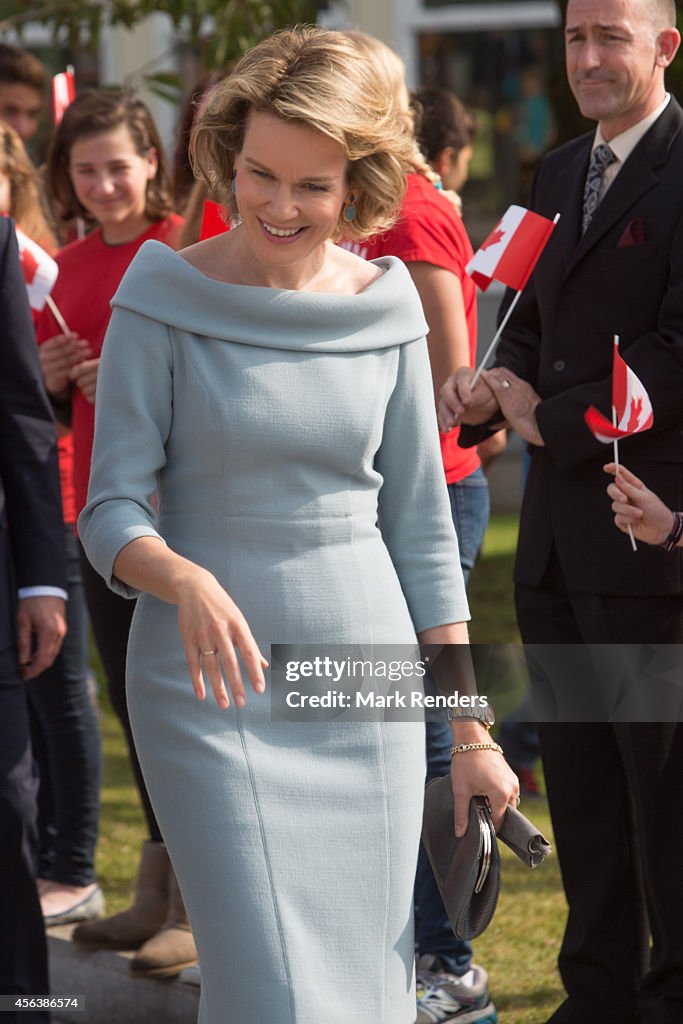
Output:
top-left (201, 649), bottom-right (218, 657)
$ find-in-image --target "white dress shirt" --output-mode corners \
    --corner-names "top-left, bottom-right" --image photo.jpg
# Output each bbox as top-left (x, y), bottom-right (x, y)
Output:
top-left (592, 93), bottom-right (671, 197)
top-left (18, 586), bottom-right (68, 601)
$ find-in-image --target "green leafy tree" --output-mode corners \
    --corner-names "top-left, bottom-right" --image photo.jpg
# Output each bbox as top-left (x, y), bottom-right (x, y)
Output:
top-left (0, 1), bottom-right (321, 69)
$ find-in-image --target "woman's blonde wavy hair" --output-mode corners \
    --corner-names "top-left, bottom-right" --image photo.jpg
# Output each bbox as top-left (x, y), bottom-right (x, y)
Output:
top-left (191, 26), bottom-right (417, 242)
top-left (0, 119), bottom-right (57, 253)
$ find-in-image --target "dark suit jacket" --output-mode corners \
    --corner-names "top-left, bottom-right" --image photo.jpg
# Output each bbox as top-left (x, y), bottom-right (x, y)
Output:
top-left (463, 98), bottom-right (683, 595)
top-left (0, 216), bottom-right (65, 652)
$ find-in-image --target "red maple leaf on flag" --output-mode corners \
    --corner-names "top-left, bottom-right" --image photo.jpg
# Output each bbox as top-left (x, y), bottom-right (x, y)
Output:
top-left (480, 226), bottom-right (505, 251)
top-left (626, 395), bottom-right (643, 433)
top-left (20, 246), bottom-right (39, 285)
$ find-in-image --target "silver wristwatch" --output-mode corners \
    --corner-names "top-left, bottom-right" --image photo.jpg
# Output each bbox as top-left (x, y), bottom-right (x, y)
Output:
top-left (446, 703), bottom-right (495, 729)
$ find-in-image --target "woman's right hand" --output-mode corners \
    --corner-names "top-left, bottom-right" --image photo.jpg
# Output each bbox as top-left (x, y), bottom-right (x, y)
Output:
top-left (39, 333), bottom-right (92, 397)
top-left (176, 566), bottom-right (268, 709)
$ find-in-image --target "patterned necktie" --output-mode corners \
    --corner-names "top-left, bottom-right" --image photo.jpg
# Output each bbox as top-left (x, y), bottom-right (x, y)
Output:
top-left (582, 143), bottom-right (616, 234)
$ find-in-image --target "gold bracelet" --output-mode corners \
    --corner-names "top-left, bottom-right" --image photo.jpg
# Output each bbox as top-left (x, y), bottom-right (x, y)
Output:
top-left (450, 741), bottom-right (504, 757)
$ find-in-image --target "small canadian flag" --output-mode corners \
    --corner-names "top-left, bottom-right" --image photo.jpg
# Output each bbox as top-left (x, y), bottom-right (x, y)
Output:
top-left (466, 205), bottom-right (557, 293)
top-left (14, 224), bottom-right (59, 313)
top-left (584, 339), bottom-right (654, 443)
top-left (52, 66), bottom-right (76, 125)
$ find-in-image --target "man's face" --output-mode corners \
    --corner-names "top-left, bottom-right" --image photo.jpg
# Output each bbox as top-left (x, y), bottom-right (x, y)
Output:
top-left (0, 82), bottom-right (43, 142)
top-left (565, 0), bottom-right (674, 139)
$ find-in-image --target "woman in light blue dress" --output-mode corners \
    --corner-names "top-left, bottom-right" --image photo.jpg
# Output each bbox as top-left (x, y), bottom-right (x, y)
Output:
top-left (79, 28), bottom-right (518, 1024)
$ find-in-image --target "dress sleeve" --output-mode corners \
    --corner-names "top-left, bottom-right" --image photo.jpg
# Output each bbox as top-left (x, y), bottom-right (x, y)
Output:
top-left (375, 336), bottom-right (469, 633)
top-left (78, 306), bottom-right (173, 598)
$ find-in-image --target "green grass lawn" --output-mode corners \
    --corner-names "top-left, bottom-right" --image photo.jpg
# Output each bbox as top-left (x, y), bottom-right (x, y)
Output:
top-left (95, 514), bottom-right (566, 1023)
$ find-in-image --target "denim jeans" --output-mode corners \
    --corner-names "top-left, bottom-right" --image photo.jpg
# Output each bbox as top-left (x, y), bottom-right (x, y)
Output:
top-left (447, 465), bottom-right (490, 584)
top-left (414, 466), bottom-right (490, 974)
top-left (26, 525), bottom-right (101, 886)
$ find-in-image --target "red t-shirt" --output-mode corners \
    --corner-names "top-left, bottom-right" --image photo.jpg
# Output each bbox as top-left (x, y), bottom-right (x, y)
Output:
top-left (356, 174), bottom-right (479, 484)
top-left (36, 214), bottom-right (184, 518)
top-left (56, 434), bottom-right (77, 525)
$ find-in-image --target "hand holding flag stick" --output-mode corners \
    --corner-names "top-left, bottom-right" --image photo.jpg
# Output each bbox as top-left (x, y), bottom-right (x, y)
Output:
top-left (585, 336), bottom-right (655, 551)
top-left (467, 206), bottom-right (560, 389)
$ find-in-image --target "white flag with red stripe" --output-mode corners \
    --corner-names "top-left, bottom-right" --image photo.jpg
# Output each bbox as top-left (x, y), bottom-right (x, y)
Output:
top-left (466, 205), bottom-right (557, 292)
top-left (14, 224), bottom-right (59, 312)
top-left (584, 340), bottom-right (654, 443)
top-left (52, 66), bottom-right (76, 125)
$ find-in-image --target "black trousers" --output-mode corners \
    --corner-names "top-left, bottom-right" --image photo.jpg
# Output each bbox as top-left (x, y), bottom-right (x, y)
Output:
top-left (26, 526), bottom-right (101, 885)
top-left (78, 546), bottom-right (162, 843)
top-left (516, 553), bottom-right (683, 1024)
top-left (0, 646), bottom-right (49, 1024)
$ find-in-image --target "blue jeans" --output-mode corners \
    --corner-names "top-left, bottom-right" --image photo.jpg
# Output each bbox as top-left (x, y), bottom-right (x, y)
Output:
top-left (414, 466), bottom-right (490, 974)
top-left (447, 466), bottom-right (490, 583)
top-left (26, 525), bottom-right (101, 886)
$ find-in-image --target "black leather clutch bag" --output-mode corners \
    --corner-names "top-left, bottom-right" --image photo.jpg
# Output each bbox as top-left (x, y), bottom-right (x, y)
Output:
top-left (421, 775), bottom-right (551, 940)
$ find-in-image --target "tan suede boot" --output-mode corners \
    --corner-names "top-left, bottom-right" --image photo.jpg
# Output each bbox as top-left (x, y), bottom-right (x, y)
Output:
top-left (72, 841), bottom-right (169, 950)
top-left (130, 863), bottom-right (198, 978)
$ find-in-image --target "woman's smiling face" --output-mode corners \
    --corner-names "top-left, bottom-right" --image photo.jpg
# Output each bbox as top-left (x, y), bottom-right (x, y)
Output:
top-left (232, 110), bottom-right (350, 271)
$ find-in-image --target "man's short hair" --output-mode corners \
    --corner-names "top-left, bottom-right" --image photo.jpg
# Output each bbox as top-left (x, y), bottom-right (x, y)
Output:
top-left (652, 0), bottom-right (677, 29)
top-left (0, 43), bottom-right (46, 92)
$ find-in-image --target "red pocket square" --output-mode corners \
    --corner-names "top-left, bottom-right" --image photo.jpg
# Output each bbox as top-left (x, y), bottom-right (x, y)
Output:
top-left (617, 218), bottom-right (645, 247)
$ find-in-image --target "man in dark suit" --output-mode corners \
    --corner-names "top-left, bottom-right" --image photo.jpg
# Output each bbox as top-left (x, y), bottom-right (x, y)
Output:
top-left (0, 216), bottom-right (66, 1021)
top-left (440, 1), bottom-right (683, 1022)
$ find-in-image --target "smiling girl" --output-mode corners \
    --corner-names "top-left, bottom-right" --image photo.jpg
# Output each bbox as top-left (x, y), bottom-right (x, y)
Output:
top-left (34, 91), bottom-right (190, 975)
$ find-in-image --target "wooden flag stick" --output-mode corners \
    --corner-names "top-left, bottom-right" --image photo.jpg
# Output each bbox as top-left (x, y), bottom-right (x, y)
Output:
top-left (612, 345), bottom-right (637, 551)
top-left (46, 294), bottom-right (70, 335)
top-left (470, 289), bottom-right (522, 389)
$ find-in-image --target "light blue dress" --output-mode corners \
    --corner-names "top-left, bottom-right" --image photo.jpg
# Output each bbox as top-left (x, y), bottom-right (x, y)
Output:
top-left (79, 242), bottom-right (468, 1024)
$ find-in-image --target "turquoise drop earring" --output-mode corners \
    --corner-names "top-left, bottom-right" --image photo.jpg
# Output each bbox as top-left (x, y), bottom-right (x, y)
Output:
top-left (343, 192), bottom-right (357, 222)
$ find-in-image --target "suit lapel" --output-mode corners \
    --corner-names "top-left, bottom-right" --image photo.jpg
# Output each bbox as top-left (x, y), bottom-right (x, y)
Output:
top-left (563, 99), bottom-right (683, 280)
top-left (532, 139), bottom-right (589, 303)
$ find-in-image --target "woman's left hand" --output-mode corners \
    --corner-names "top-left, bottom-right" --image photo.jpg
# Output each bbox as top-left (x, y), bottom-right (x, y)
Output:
top-left (450, 741), bottom-right (519, 837)
top-left (70, 357), bottom-right (100, 403)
